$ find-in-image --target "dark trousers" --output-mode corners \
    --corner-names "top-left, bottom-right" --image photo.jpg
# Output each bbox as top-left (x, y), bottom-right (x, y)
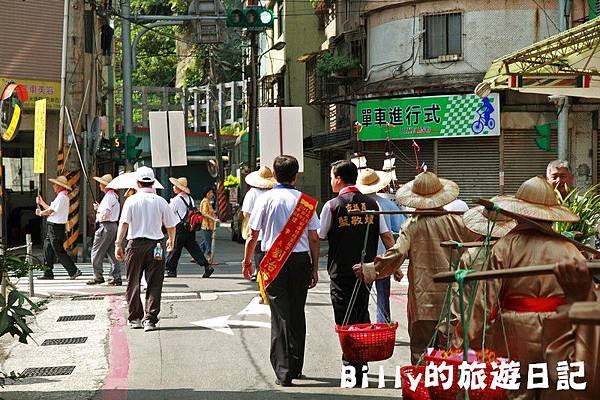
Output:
top-left (330, 275), bottom-right (371, 374)
top-left (253, 240), bottom-right (265, 275)
top-left (43, 223), bottom-right (78, 277)
top-left (165, 226), bottom-right (209, 274)
top-left (266, 252), bottom-right (312, 383)
top-left (125, 239), bottom-right (165, 323)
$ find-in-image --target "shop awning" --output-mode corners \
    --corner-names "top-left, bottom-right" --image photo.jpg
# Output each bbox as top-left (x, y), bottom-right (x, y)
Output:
top-left (481, 17), bottom-right (600, 99)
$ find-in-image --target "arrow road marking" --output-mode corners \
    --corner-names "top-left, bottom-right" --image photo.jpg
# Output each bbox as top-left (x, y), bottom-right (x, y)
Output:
top-left (191, 315), bottom-right (271, 335)
top-left (238, 296), bottom-right (271, 317)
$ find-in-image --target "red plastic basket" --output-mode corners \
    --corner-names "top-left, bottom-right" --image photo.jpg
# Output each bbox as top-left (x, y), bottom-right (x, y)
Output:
top-left (423, 354), bottom-right (507, 400)
top-left (401, 365), bottom-right (431, 400)
top-left (335, 322), bottom-right (398, 364)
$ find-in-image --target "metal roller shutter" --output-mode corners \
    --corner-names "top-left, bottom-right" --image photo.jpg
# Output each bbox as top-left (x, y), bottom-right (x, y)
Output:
top-left (437, 137), bottom-right (500, 206)
top-left (502, 129), bottom-right (558, 195)
top-left (363, 139), bottom-right (435, 184)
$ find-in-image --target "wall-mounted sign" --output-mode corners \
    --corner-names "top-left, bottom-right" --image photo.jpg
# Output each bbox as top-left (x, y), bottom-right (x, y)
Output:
top-left (356, 93), bottom-right (500, 141)
top-left (34, 99), bottom-right (46, 173)
top-left (0, 82), bottom-right (29, 142)
top-left (0, 77), bottom-right (59, 110)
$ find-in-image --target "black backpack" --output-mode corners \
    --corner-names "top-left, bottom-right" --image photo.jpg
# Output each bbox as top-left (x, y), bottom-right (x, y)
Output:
top-left (178, 196), bottom-right (203, 232)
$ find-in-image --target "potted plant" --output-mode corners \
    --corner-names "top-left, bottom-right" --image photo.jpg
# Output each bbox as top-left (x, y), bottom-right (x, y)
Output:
top-left (554, 184), bottom-right (600, 245)
top-left (316, 53), bottom-right (361, 78)
top-left (0, 252), bottom-right (42, 386)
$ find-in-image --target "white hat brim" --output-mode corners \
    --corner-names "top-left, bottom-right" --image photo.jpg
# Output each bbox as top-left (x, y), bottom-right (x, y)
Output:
top-left (356, 171), bottom-right (392, 195)
top-left (245, 172), bottom-right (276, 189)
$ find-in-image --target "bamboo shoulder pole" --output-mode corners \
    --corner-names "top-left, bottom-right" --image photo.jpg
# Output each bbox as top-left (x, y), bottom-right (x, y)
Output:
top-left (349, 210), bottom-right (465, 216)
top-left (477, 198), bottom-right (600, 256)
top-left (568, 302), bottom-right (600, 323)
top-left (440, 240), bottom-right (497, 248)
top-left (433, 261), bottom-right (600, 283)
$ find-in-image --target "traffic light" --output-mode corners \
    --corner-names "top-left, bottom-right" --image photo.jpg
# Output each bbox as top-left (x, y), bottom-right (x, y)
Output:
top-left (111, 134), bottom-right (125, 161)
top-left (534, 122), bottom-right (554, 152)
top-left (226, 6), bottom-right (274, 29)
top-left (126, 135), bottom-right (143, 161)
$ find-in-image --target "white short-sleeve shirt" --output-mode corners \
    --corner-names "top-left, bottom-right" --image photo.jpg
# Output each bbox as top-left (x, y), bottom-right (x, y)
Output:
top-left (248, 187), bottom-right (320, 253)
top-left (120, 188), bottom-right (179, 240)
top-left (169, 193), bottom-right (195, 223)
top-left (242, 187), bottom-right (268, 241)
top-left (47, 191), bottom-right (70, 224)
top-left (96, 190), bottom-right (120, 223)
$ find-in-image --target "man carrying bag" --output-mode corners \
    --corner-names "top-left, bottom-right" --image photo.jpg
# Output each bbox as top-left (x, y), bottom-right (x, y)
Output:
top-left (242, 155), bottom-right (320, 387)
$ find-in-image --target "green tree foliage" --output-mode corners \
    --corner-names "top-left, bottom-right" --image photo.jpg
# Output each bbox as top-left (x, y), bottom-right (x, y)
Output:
top-left (115, 0), bottom-right (242, 90)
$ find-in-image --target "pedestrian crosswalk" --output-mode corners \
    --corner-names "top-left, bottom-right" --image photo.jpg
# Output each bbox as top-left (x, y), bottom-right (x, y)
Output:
top-left (14, 263), bottom-right (123, 297)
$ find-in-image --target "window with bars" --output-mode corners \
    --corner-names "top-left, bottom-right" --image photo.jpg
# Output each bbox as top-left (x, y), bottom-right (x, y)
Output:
top-left (277, 1), bottom-right (284, 38)
top-left (423, 12), bottom-right (462, 60)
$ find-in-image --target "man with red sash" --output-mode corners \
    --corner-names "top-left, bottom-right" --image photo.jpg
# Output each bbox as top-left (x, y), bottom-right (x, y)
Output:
top-left (242, 155), bottom-right (320, 387)
top-left (319, 160), bottom-right (395, 383)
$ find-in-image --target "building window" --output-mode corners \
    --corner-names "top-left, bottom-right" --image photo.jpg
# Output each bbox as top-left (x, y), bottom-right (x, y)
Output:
top-left (423, 12), bottom-right (462, 60)
top-left (277, 1), bottom-right (284, 38)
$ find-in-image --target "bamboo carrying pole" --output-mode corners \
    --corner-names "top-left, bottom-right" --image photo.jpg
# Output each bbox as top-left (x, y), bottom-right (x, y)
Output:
top-left (348, 210), bottom-right (465, 216)
top-left (440, 240), bottom-right (497, 248)
top-left (477, 198), bottom-right (600, 256)
top-left (432, 261), bottom-right (600, 283)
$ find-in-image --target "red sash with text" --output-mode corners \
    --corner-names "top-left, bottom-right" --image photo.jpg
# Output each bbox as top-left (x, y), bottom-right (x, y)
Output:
top-left (258, 192), bottom-right (317, 297)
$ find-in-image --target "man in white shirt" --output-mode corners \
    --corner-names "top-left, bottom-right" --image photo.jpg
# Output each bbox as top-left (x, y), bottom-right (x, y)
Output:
top-left (87, 174), bottom-right (122, 286)
top-left (165, 177), bottom-right (212, 278)
top-left (241, 165), bottom-right (276, 280)
top-left (36, 176), bottom-right (81, 280)
top-left (243, 155), bottom-right (320, 387)
top-left (115, 166), bottom-right (178, 332)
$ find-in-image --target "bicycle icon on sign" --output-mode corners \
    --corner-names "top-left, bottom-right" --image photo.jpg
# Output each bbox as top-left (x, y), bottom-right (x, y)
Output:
top-left (471, 97), bottom-right (495, 134)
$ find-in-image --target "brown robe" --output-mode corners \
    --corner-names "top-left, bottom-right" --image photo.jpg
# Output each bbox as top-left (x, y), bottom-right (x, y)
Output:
top-left (469, 225), bottom-right (585, 399)
top-left (542, 292), bottom-right (600, 399)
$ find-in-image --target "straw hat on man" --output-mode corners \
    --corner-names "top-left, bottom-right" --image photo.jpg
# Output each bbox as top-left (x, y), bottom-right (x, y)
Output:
top-left (48, 176), bottom-right (72, 191)
top-left (467, 176), bottom-right (584, 399)
top-left (354, 170), bottom-right (476, 364)
top-left (169, 177), bottom-right (191, 194)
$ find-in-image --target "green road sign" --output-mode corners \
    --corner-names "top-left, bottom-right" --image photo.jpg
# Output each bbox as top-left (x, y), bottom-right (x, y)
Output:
top-left (356, 93), bottom-right (500, 141)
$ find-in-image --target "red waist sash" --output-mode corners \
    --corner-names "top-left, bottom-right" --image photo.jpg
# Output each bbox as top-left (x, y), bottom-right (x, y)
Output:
top-left (501, 296), bottom-right (565, 313)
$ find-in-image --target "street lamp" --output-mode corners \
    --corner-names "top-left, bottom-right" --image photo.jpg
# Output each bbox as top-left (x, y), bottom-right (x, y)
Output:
top-left (259, 41), bottom-right (286, 59)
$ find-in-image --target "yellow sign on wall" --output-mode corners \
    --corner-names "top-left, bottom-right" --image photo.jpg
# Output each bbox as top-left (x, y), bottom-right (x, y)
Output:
top-left (0, 77), bottom-right (60, 110)
top-left (34, 99), bottom-right (46, 174)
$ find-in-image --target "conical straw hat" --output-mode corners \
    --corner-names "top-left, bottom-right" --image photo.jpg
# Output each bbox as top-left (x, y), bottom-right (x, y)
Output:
top-left (49, 176), bottom-right (72, 191)
top-left (245, 166), bottom-right (276, 189)
top-left (355, 168), bottom-right (391, 194)
top-left (169, 177), bottom-right (191, 194)
top-left (395, 171), bottom-right (459, 209)
top-left (463, 197), bottom-right (517, 238)
top-left (93, 174), bottom-right (113, 186)
top-left (493, 176), bottom-right (579, 222)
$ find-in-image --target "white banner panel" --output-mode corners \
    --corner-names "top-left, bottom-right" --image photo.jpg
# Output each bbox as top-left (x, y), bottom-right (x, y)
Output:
top-left (167, 111), bottom-right (188, 166)
top-left (258, 107), bottom-right (304, 172)
top-left (149, 111), bottom-right (188, 167)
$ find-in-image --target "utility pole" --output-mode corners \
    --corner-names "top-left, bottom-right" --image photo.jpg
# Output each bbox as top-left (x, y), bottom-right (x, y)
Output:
top-left (557, 0), bottom-right (571, 160)
top-left (58, 0), bottom-right (70, 151)
top-left (247, 31), bottom-right (259, 172)
top-left (121, 0), bottom-right (134, 170)
top-left (209, 47), bottom-right (228, 220)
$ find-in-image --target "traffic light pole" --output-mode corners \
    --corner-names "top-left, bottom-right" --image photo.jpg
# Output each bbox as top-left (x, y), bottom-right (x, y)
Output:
top-left (121, 0), bottom-right (133, 170)
top-left (248, 31), bottom-right (259, 173)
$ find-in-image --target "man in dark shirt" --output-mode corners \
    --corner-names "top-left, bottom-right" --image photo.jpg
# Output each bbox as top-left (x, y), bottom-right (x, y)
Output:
top-left (318, 160), bottom-right (395, 383)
